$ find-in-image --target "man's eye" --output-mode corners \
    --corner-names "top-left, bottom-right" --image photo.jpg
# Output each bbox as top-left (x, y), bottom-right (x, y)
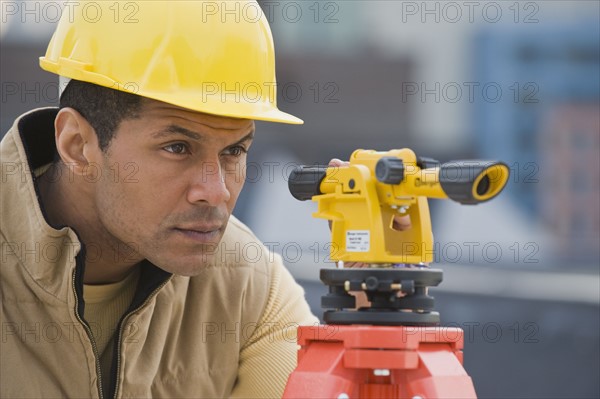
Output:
top-left (225, 146), bottom-right (247, 157)
top-left (164, 143), bottom-right (189, 154)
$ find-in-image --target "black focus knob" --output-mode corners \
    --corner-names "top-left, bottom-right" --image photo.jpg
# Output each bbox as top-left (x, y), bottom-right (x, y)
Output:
top-left (288, 166), bottom-right (328, 201)
top-left (364, 276), bottom-right (379, 291)
top-left (417, 156), bottom-right (441, 170)
top-left (375, 157), bottom-right (405, 184)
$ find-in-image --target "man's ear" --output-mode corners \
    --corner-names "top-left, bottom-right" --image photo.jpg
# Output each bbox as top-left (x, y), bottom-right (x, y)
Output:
top-left (54, 108), bottom-right (101, 176)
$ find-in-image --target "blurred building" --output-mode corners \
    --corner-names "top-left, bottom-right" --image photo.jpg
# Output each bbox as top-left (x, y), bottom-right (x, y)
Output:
top-left (474, 23), bottom-right (600, 262)
top-left (539, 103), bottom-right (600, 262)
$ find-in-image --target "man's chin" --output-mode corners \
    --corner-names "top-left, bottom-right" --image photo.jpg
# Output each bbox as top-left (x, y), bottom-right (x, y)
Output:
top-left (147, 250), bottom-right (218, 276)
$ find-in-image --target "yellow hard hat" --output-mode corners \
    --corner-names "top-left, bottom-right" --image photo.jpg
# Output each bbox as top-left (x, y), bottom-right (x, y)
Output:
top-left (40, 1), bottom-right (302, 124)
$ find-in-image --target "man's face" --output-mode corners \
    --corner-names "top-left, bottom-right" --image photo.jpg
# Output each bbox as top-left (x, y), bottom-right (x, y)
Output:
top-left (93, 100), bottom-right (254, 275)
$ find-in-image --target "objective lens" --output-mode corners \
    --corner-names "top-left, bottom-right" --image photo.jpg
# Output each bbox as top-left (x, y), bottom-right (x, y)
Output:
top-left (476, 175), bottom-right (490, 196)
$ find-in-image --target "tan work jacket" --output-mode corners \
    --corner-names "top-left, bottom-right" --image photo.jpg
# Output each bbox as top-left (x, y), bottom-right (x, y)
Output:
top-left (0, 108), bottom-right (317, 398)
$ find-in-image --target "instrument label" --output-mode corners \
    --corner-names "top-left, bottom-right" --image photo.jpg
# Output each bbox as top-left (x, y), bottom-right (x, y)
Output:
top-left (346, 230), bottom-right (370, 252)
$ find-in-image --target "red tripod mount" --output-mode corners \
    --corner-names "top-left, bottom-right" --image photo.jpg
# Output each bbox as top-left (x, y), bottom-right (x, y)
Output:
top-left (283, 325), bottom-right (476, 399)
top-left (283, 268), bottom-right (477, 398)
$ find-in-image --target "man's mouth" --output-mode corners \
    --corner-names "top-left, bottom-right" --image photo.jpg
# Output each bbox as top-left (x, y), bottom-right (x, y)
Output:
top-left (173, 226), bottom-right (223, 243)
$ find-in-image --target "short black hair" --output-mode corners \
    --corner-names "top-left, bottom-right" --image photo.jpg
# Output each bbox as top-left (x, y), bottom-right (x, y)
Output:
top-left (59, 80), bottom-right (143, 151)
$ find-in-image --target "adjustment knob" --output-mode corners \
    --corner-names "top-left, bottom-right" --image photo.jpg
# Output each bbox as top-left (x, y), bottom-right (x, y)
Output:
top-left (288, 166), bottom-right (328, 201)
top-left (417, 156), bottom-right (441, 170)
top-left (375, 157), bottom-right (405, 184)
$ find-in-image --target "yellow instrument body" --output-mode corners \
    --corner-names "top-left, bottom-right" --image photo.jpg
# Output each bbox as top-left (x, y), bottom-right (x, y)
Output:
top-left (310, 149), bottom-right (509, 264)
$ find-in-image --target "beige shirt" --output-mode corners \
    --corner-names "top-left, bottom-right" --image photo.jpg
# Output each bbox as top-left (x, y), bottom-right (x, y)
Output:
top-left (84, 268), bottom-right (140, 395)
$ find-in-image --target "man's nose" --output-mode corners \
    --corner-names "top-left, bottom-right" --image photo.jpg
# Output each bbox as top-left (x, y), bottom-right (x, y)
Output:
top-left (187, 161), bottom-right (231, 206)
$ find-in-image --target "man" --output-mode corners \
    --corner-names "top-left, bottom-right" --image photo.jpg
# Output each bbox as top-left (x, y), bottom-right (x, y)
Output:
top-left (1, 2), bottom-right (318, 397)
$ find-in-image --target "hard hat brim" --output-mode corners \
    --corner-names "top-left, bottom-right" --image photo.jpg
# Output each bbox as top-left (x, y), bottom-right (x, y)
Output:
top-left (42, 58), bottom-right (304, 125)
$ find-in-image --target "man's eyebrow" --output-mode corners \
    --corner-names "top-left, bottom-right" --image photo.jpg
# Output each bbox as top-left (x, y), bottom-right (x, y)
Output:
top-left (152, 125), bottom-right (255, 144)
top-left (152, 125), bottom-right (202, 140)
top-left (231, 131), bottom-right (255, 146)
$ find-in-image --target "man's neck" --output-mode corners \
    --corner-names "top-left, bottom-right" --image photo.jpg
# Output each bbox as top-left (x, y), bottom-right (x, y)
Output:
top-left (37, 163), bottom-right (142, 284)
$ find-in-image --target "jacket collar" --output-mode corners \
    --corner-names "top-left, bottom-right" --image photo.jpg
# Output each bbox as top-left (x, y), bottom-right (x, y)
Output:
top-left (1, 107), bottom-right (83, 302)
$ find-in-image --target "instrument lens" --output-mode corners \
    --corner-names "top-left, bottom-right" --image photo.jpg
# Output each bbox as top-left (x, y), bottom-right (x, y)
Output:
top-left (476, 175), bottom-right (490, 196)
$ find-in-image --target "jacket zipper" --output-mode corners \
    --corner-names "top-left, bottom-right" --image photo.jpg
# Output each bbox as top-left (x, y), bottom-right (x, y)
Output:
top-left (112, 277), bottom-right (172, 399)
top-left (71, 269), bottom-right (105, 399)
